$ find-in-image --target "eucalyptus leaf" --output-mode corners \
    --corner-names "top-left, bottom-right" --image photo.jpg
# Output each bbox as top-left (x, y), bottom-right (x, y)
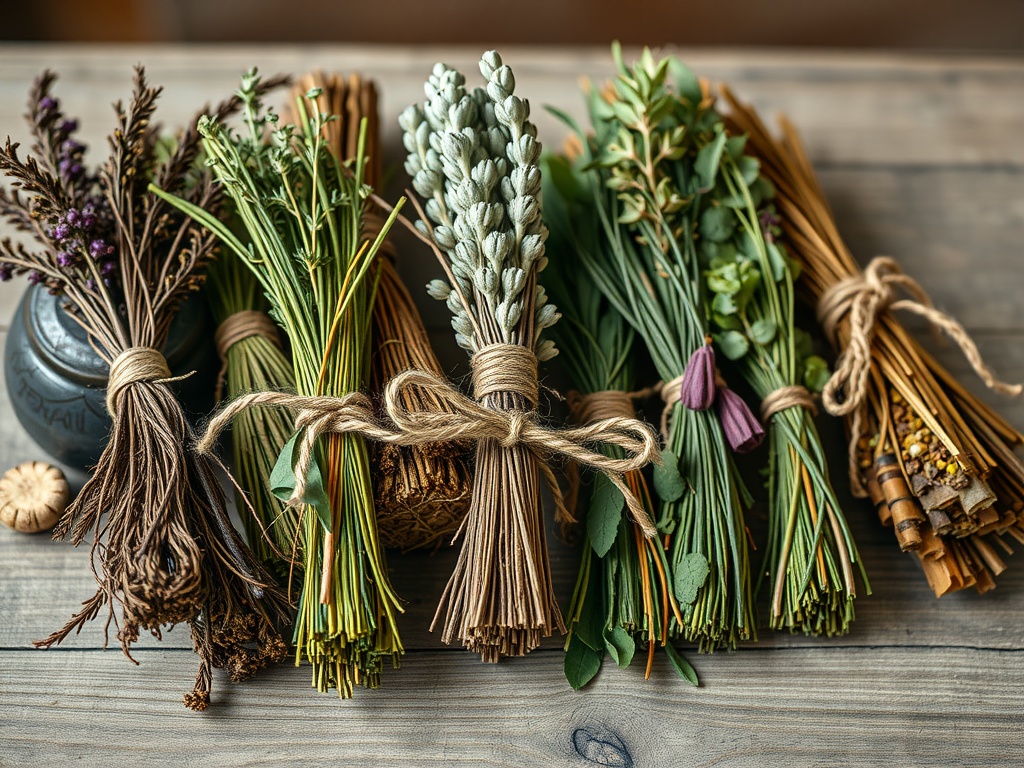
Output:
top-left (587, 473), bottom-right (625, 558)
top-left (564, 634), bottom-right (604, 690)
top-left (674, 552), bottom-right (711, 605)
top-left (750, 317), bottom-right (777, 346)
top-left (664, 641), bottom-right (699, 686)
top-left (699, 205), bottom-right (736, 243)
top-left (603, 625), bottom-right (636, 669)
top-left (694, 130), bottom-right (727, 191)
top-left (766, 241), bottom-right (788, 282)
top-left (714, 329), bottom-right (750, 360)
top-left (653, 448), bottom-right (686, 503)
top-left (270, 431), bottom-right (331, 531)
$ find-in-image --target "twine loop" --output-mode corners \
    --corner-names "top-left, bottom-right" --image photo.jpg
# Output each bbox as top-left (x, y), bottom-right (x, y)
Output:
top-left (761, 385), bottom-right (818, 422)
top-left (572, 390), bottom-right (636, 425)
top-left (657, 374), bottom-right (685, 438)
top-left (106, 346), bottom-right (179, 418)
top-left (817, 255), bottom-right (1021, 418)
top-left (470, 344), bottom-right (539, 405)
top-left (196, 345), bottom-right (662, 537)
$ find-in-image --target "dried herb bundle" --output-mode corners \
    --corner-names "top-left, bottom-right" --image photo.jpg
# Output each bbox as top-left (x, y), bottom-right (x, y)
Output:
top-left (291, 71), bottom-right (470, 552)
top-left (206, 253), bottom-right (298, 578)
top-left (543, 156), bottom-right (695, 687)
top-left (155, 70), bottom-right (403, 695)
top-left (548, 47), bottom-right (757, 651)
top-left (723, 87), bottom-right (1024, 596)
top-left (400, 52), bottom-right (565, 659)
top-left (0, 69), bottom-right (289, 710)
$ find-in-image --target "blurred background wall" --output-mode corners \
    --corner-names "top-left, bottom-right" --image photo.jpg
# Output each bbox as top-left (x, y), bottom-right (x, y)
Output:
top-left (5, 0), bottom-right (1023, 49)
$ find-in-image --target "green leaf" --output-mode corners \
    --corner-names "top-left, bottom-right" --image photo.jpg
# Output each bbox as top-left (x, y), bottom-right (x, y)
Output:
top-left (706, 264), bottom-right (741, 295)
top-left (587, 473), bottom-right (625, 558)
top-left (714, 329), bottom-right (749, 361)
top-left (664, 642), bottom-right (699, 686)
top-left (270, 431), bottom-right (331, 530)
top-left (668, 58), bottom-right (702, 106)
top-left (603, 626), bottom-right (636, 669)
top-left (694, 129), bottom-right (727, 191)
top-left (674, 552), bottom-right (710, 605)
top-left (736, 155), bottom-right (761, 186)
top-left (699, 205), bottom-right (735, 243)
top-left (766, 241), bottom-right (788, 282)
top-left (712, 311), bottom-right (743, 331)
top-left (750, 318), bottom-right (777, 346)
top-left (653, 448), bottom-right (685, 503)
top-left (711, 291), bottom-right (738, 317)
top-left (803, 354), bottom-right (832, 393)
top-left (564, 634), bottom-right (604, 690)
top-left (544, 105), bottom-right (584, 137)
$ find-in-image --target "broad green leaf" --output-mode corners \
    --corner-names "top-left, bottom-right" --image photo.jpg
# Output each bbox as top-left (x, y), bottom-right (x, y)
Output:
top-left (674, 552), bottom-right (711, 605)
top-left (695, 129), bottom-right (727, 191)
top-left (587, 473), bottom-right (625, 558)
top-left (270, 431), bottom-right (331, 530)
top-left (564, 634), bottom-right (604, 690)
top-left (712, 311), bottom-right (743, 331)
top-left (750, 318), bottom-right (777, 346)
top-left (766, 241), bottom-right (788, 282)
top-left (714, 329), bottom-right (749, 361)
top-left (711, 291), bottom-right (738, 317)
top-left (664, 642), bottom-right (699, 686)
top-left (603, 626), bottom-right (636, 669)
top-left (736, 155), bottom-right (761, 186)
top-left (653, 448), bottom-right (685, 503)
top-left (574, 571), bottom-right (606, 652)
top-left (699, 205), bottom-right (735, 243)
top-left (804, 354), bottom-right (832, 393)
top-left (668, 58), bottom-right (703, 106)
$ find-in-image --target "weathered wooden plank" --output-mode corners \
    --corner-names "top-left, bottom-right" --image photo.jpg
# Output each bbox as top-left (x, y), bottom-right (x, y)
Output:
top-left (1, 647), bottom-right (1021, 767)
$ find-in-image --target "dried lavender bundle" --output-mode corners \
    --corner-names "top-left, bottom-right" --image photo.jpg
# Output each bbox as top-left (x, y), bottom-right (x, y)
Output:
top-left (400, 52), bottom-right (565, 659)
top-left (292, 71), bottom-right (471, 552)
top-left (723, 86), bottom-right (1024, 596)
top-left (0, 69), bottom-right (289, 710)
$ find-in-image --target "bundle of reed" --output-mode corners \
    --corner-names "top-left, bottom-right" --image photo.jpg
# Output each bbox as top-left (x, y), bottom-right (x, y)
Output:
top-left (292, 72), bottom-right (470, 552)
top-left (206, 253), bottom-right (298, 578)
top-left (156, 70), bottom-right (404, 696)
top-left (723, 86), bottom-right (1024, 596)
top-left (0, 68), bottom-right (290, 711)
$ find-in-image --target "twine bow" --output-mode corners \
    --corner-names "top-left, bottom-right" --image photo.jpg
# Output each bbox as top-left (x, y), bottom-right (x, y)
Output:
top-left (817, 255), bottom-right (1021, 417)
top-left (197, 367), bottom-right (662, 537)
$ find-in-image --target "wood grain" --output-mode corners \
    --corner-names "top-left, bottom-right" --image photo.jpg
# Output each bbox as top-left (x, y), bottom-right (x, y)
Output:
top-left (1, 45), bottom-right (1023, 767)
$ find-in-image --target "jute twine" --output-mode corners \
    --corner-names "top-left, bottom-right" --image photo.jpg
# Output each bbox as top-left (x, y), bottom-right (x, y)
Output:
top-left (106, 347), bottom-right (185, 418)
top-left (658, 375), bottom-right (685, 438)
top-left (213, 310), bottom-right (282, 402)
top-left (760, 385), bottom-right (818, 423)
top-left (197, 343), bottom-right (662, 536)
top-left (817, 256), bottom-right (1021, 493)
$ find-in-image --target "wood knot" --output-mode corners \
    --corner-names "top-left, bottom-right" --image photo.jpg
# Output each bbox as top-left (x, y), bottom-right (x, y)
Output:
top-left (571, 726), bottom-right (633, 768)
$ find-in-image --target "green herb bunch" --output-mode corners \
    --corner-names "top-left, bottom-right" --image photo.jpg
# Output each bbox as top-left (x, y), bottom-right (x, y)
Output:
top-left (543, 157), bottom-right (696, 687)
top-left (701, 168), bottom-right (867, 633)
top-left (205, 253), bottom-right (298, 580)
top-left (546, 46), bottom-right (756, 652)
top-left (400, 52), bottom-right (563, 660)
top-left (154, 69), bottom-right (403, 696)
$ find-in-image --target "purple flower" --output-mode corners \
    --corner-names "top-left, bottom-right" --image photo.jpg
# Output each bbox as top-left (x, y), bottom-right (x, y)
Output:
top-left (64, 208), bottom-right (80, 226)
top-left (80, 211), bottom-right (96, 229)
top-left (101, 261), bottom-right (116, 275)
top-left (38, 96), bottom-right (57, 112)
top-left (58, 118), bottom-right (78, 134)
top-left (56, 251), bottom-right (76, 267)
top-left (27, 270), bottom-right (43, 285)
top-left (52, 223), bottom-right (70, 242)
top-left (716, 386), bottom-right (765, 454)
top-left (58, 159), bottom-right (83, 180)
top-left (679, 343), bottom-right (717, 410)
top-left (89, 239), bottom-right (110, 258)
top-left (0, 265), bottom-right (12, 281)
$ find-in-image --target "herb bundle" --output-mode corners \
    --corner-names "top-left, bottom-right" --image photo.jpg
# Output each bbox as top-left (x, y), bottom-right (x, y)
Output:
top-left (723, 87), bottom-right (1024, 596)
top-left (543, 156), bottom-right (694, 686)
top-left (0, 69), bottom-right (289, 710)
top-left (548, 47), bottom-right (758, 651)
top-left (206, 253), bottom-right (297, 578)
top-left (292, 71), bottom-right (471, 552)
top-left (156, 70), bottom-right (403, 694)
top-left (400, 52), bottom-right (566, 659)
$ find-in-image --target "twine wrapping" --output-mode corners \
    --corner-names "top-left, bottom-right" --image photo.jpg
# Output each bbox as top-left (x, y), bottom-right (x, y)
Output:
top-left (197, 345), bottom-right (662, 537)
top-left (817, 255), bottom-right (1021, 417)
top-left (213, 310), bottom-right (283, 402)
top-left (658, 374), bottom-right (686, 438)
top-left (106, 347), bottom-right (176, 418)
top-left (761, 385), bottom-right (818, 422)
top-left (817, 256), bottom-right (1021, 496)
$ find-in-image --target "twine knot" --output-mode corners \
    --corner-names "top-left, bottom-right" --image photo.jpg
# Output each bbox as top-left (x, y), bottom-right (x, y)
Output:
top-left (106, 347), bottom-right (175, 418)
top-left (213, 310), bottom-right (282, 402)
top-left (817, 255), bottom-right (1021, 417)
top-left (761, 385), bottom-right (818, 422)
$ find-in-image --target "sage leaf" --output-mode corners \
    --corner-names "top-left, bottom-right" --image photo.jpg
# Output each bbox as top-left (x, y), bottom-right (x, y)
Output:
top-left (714, 329), bottom-right (749, 361)
top-left (695, 129), bottom-right (727, 191)
top-left (750, 318), bottom-right (777, 346)
top-left (699, 205), bottom-right (736, 243)
top-left (270, 431), bottom-right (331, 531)
top-left (664, 641), bottom-right (699, 686)
top-left (588, 473), bottom-right (625, 558)
top-left (674, 551), bottom-right (710, 605)
top-left (603, 625), bottom-right (636, 669)
top-left (653, 448), bottom-right (685, 503)
top-left (564, 634), bottom-right (604, 690)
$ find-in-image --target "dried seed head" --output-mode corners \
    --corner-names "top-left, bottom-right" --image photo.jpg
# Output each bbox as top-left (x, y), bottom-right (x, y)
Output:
top-left (0, 461), bottom-right (70, 533)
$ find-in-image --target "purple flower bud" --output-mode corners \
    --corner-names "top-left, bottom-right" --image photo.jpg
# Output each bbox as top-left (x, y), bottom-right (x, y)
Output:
top-left (27, 270), bottom-right (43, 285)
top-left (716, 386), bottom-right (765, 454)
top-left (0, 265), bottom-right (12, 281)
top-left (679, 343), bottom-right (717, 410)
top-left (85, 278), bottom-right (96, 291)
top-left (56, 251), bottom-right (76, 267)
top-left (38, 96), bottom-right (57, 112)
top-left (101, 261), bottom-right (116, 275)
top-left (52, 223), bottom-right (70, 242)
top-left (65, 208), bottom-right (80, 226)
top-left (62, 139), bottom-right (84, 154)
top-left (80, 212), bottom-right (96, 229)
top-left (59, 118), bottom-right (78, 134)
top-left (89, 239), bottom-right (108, 258)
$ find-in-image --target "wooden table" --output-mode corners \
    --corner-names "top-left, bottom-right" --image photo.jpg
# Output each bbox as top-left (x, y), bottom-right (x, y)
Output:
top-left (1, 45), bottom-right (1023, 767)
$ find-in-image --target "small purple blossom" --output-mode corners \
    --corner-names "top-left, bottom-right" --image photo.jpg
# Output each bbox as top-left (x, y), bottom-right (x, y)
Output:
top-left (52, 223), bottom-right (70, 242)
top-left (27, 270), bottom-right (43, 285)
top-left (56, 251), bottom-right (76, 267)
top-left (89, 239), bottom-right (111, 258)
top-left (38, 96), bottom-right (57, 112)
top-left (64, 208), bottom-right (80, 226)
top-left (0, 265), bottom-right (12, 282)
top-left (716, 386), bottom-right (765, 454)
top-left (679, 343), bottom-right (717, 411)
top-left (100, 261), bottom-right (117, 275)
top-left (58, 118), bottom-right (78, 134)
